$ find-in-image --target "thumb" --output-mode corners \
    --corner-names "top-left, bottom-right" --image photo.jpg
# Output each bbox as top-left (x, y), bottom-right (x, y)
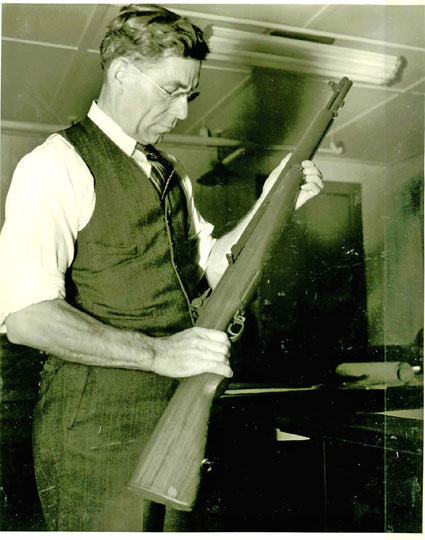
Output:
top-left (295, 189), bottom-right (315, 210)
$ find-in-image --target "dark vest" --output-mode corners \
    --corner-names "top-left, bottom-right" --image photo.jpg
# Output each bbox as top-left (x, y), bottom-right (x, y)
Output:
top-left (61, 117), bottom-right (202, 337)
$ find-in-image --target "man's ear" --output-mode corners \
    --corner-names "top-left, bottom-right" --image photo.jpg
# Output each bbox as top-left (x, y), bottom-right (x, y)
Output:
top-left (105, 58), bottom-right (132, 93)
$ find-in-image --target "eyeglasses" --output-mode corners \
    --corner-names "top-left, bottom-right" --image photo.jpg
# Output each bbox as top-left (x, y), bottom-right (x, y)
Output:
top-left (131, 63), bottom-right (200, 103)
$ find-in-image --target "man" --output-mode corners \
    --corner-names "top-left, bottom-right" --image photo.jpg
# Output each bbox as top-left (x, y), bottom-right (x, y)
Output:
top-left (0, 4), bottom-right (323, 532)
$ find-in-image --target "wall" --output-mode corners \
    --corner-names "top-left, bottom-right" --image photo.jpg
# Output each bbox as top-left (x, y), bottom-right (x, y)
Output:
top-left (383, 155), bottom-right (423, 345)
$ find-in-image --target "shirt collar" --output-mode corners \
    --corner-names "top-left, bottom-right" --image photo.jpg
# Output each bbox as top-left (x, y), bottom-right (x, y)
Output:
top-left (87, 101), bottom-right (139, 158)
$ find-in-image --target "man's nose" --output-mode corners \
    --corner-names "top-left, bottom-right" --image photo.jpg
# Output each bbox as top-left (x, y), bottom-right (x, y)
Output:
top-left (170, 95), bottom-right (189, 120)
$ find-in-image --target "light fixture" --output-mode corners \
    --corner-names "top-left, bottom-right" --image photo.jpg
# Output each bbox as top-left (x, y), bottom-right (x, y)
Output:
top-left (207, 26), bottom-right (403, 86)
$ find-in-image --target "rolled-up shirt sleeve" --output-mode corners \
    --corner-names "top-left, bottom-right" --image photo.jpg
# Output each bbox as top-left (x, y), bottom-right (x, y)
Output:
top-left (0, 135), bottom-right (95, 331)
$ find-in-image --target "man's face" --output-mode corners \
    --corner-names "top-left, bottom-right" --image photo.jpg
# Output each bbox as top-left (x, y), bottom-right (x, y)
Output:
top-left (114, 55), bottom-right (201, 144)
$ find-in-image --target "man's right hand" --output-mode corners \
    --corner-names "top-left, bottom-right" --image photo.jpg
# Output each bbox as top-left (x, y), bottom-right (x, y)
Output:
top-left (151, 327), bottom-right (233, 378)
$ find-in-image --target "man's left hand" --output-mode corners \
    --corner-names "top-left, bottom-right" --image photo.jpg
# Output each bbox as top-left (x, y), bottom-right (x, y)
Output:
top-left (295, 160), bottom-right (324, 209)
top-left (261, 157), bottom-right (324, 209)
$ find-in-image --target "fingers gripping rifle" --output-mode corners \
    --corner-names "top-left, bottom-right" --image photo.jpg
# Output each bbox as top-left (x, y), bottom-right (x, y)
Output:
top-left (127, 77), bottom-right (353, 511)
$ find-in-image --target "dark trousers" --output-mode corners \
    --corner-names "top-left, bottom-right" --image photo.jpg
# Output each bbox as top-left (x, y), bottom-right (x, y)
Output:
top-left (33, 357), bottom-right (186, 531)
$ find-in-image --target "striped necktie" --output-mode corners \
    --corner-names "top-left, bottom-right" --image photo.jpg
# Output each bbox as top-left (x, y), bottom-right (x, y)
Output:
top-left (135, 142), bottom-right (174, 195)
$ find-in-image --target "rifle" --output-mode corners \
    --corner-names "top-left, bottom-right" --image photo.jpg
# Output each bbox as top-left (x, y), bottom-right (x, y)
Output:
top-left (127, 76), bottom-right (353, 511)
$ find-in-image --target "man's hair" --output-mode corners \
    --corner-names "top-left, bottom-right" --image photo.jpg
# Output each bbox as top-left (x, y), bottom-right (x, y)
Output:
top-left (100, 4), bottom-right (210, 70)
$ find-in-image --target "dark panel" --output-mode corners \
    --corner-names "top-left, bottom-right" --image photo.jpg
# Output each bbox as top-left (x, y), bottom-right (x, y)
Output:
top-left (0, 335), bottom-right (45, 531)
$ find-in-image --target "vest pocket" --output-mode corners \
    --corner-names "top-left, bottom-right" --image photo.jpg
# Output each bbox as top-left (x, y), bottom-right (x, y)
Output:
top-left (93, 302), bottom-right (155, 319)
top-left (87, 242), bottom-right (140, 271)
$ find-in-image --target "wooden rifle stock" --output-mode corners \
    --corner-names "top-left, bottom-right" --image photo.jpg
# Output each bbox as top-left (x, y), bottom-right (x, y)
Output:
top-left (127, 77), bottom-right (353, 511)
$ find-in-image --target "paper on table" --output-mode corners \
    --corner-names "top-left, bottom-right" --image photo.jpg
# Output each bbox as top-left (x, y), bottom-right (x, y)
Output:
top-left (375, 409), bottom-right (423, 420)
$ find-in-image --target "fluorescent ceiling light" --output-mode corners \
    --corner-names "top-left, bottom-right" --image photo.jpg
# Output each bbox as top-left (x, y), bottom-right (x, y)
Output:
top-left (208, 26), bottom-right (403, 86)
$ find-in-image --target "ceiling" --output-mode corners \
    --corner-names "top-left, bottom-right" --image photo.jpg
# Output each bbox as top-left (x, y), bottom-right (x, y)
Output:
top-left (1, 3), bottom-right (424, 165)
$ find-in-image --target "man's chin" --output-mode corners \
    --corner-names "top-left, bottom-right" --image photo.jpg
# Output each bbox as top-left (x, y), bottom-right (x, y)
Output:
top-left (155, 124), bottom-right (177, 140)
top-left (140, 128), bottom-right (170, 145)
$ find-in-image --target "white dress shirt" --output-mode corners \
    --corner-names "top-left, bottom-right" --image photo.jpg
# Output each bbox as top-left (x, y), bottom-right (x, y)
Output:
top-left (0, 102), bottom-right (215, 331)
